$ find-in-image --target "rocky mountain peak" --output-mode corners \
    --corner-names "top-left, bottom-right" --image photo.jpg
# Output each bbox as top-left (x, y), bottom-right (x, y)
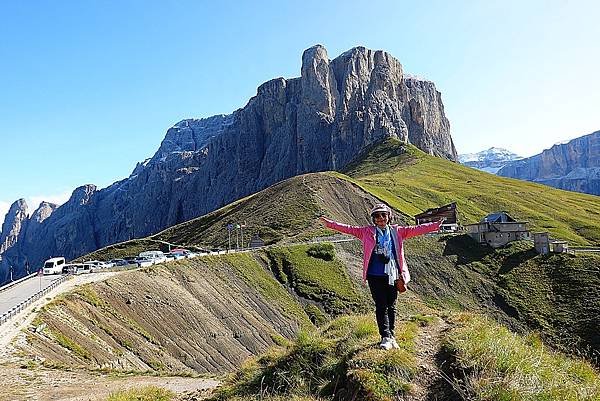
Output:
top-left (459, 147), bottom-right (523, 174)
top-left (31, 202), bottom-right (58, 224)
top-left (64, 185), bottom-right (96, 209)
top-left (0, 199), bottom-right (29, 255)
top-left (1, 45), bottom-right (459, 284)
top-left (151, 114), bottom-right (234, 162)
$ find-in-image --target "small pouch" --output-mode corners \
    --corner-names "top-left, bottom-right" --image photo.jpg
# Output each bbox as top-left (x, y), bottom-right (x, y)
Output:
top-left (395, 278), bottom-right (407, 293)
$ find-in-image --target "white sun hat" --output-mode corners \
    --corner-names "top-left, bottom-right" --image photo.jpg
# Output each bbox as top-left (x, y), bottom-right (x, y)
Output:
top-left (370, 203), bottom-right (392, 217)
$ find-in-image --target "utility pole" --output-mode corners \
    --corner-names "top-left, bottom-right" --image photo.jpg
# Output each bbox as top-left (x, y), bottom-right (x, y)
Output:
top-left (235, 223), bottom-right (240, 249)
top-left (240, 221), bottom-right (247, 249)
top-left (227, 223), bottom-right (233, 252)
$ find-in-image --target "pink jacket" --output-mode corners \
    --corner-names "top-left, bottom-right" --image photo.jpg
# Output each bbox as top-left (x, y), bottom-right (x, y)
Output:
top-left (322, 217), bottom-right (443, 284)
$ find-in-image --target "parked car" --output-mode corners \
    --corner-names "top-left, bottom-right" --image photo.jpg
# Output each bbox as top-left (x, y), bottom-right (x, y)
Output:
top-left (136, 257), bottom-right (153, 268)
top-left (171, 248), bottom-right (198, 259)
top-left (43, 257), bottom-right (66, 275)
top-left (62, 263), bottom-right (78, 274)
top-left (124, 256), bottom-right (138, 265)
top-left (85, 260), bottom-right (112, 269)
top-left (75, 264), bottom-right (92, 274)
top-left (138, 250), bottom-right (167, 265)
top-left (165, 251), bottom-right (185, 260)
top-left (110, 259), bottom-right (129, 266)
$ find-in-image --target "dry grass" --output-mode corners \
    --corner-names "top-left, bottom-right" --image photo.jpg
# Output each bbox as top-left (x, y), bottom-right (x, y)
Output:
top-left (445, 313), bottom-right (600, 400)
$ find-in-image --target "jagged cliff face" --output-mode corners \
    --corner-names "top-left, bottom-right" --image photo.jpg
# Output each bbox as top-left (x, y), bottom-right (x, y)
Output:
top-left (0, 200), bottom-right (29, 282)
top-left (0, 200), bottom-right (59, 283)
top-left (0, 199), bottom-right (28, 255)
top-left (498, 131), bottom-right (600, 195)
top-left (0, 45), bottom-right (457, 281)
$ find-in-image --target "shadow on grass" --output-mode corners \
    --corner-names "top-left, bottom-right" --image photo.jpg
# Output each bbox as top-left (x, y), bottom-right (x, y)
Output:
top-left (498, 248), bottom-right (538, 275)
top-left (431, 344), bottom-right (472, 401)
top-left (441, 234), bottom-right (495, 264)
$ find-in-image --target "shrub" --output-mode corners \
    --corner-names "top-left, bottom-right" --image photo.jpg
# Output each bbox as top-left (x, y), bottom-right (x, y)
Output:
top-left (306, 243), bottom-right (335, 261)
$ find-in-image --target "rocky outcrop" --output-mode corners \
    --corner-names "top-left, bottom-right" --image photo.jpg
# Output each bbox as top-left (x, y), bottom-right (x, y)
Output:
top-left (498, 131), bottom-right (600, 195)
top-left (0, 199), bottom-right (29, 283)
top-left (0, 199), bottom-right (28, 255)
top-left (1, 45), bottom-right (457, 283)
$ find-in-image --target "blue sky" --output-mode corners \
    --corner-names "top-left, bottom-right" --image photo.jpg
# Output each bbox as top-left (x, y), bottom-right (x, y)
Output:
top-left (1, 0), bottom-right (599, 225)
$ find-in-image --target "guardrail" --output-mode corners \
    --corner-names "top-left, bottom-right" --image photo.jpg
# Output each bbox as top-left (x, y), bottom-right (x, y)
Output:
top-left (572, 247), bottom-right (600, 254)
top-left (0, 272), bottom-right (37, 293)
top-left (0, 275), bottom-right (70, 327)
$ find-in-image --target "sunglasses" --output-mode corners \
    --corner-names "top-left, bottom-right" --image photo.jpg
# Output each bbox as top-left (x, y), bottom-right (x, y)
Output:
top-left (372, 212), bottom-right (388, 219)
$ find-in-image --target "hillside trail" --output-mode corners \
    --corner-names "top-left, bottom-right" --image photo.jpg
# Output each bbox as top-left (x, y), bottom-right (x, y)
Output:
top-left (402, 317), bottom-right (461, 401)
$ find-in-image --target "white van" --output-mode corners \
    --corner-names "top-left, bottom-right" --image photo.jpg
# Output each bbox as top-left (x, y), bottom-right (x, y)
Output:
top-left (43, 257), bottom-right (66, 275)
top-left (138, 250), bottom-right (167, 265)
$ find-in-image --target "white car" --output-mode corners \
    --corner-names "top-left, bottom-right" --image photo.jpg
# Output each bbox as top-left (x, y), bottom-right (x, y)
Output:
top-left (138, 251), bottom-right (167, 265)
top-left (43, 257), bottom-right (66, 275)
top-left (85, 260), bottom-right (112, 270)
top-left (136, 257), bottom-right (153, 267)
top-left (75, 264), bottom-right (92, 274)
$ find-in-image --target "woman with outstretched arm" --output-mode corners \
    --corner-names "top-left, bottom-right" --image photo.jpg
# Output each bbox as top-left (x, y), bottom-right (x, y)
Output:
top-left (320, 203), bottom-right (443, 350)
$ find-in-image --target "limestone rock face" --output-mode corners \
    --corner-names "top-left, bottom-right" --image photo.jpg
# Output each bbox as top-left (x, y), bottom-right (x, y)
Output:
top-left (0, 45), bottom-right (458, 282)
top-left (22, 185), bottom-right (98, 269)
top-left (0, 199), bottom-right (29, 283)
top-left (498, 131), bottom-right (600, 195)
top-left (0, 199), bottom-right (28, 255)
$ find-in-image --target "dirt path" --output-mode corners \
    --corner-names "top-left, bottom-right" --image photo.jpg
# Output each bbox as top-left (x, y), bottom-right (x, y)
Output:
top-left (0, 363), bottom-right (220, 401)
top-left (402, 317), bottom-right (455, 401)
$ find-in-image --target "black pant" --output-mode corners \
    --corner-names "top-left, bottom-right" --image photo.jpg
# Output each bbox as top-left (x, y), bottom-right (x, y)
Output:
top-left (367, 276), bottom-right (398, 338)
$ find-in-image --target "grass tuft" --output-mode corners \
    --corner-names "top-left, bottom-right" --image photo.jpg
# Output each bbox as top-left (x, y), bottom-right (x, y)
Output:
top-left (106, 385), bottom-right (174, 401)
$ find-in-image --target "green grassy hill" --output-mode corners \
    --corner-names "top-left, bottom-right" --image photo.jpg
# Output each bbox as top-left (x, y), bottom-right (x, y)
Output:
top-left (341, 138), bottom-right (600, 246)
top-left (21, 139), bottom-right (600, 400)
top-left (77, 139), bottom-right (600, 359)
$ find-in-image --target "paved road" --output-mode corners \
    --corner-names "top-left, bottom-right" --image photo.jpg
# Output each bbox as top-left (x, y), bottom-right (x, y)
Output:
top-left (0, 275), bottom-right (63, 316)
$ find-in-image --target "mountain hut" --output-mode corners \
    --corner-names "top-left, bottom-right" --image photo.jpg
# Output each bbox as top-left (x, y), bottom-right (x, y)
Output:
top-left (465, 211), bottom-right (530, 248)
top-left (414, 202), bottom-right (459, 232)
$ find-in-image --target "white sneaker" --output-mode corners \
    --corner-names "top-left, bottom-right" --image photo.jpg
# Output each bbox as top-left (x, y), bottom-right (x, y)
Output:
top-left (379, 337), bottom-right (393, 350)
top-left (390, 337), bottom-right (400, 349)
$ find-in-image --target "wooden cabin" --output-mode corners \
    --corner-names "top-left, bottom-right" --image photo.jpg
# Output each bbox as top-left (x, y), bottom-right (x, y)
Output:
top-left (414, 202), bottom-right (459, 232)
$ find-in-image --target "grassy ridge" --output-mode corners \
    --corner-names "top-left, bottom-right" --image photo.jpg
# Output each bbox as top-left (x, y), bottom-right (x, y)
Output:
top-left (446, 313), bottom-right (600, 400)
top-left (153, 176), bottom-right (323, 248)
top-left (498, 252), bottom-right (600, 353)
top-left (340, 139), bottom-right (600, 245)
